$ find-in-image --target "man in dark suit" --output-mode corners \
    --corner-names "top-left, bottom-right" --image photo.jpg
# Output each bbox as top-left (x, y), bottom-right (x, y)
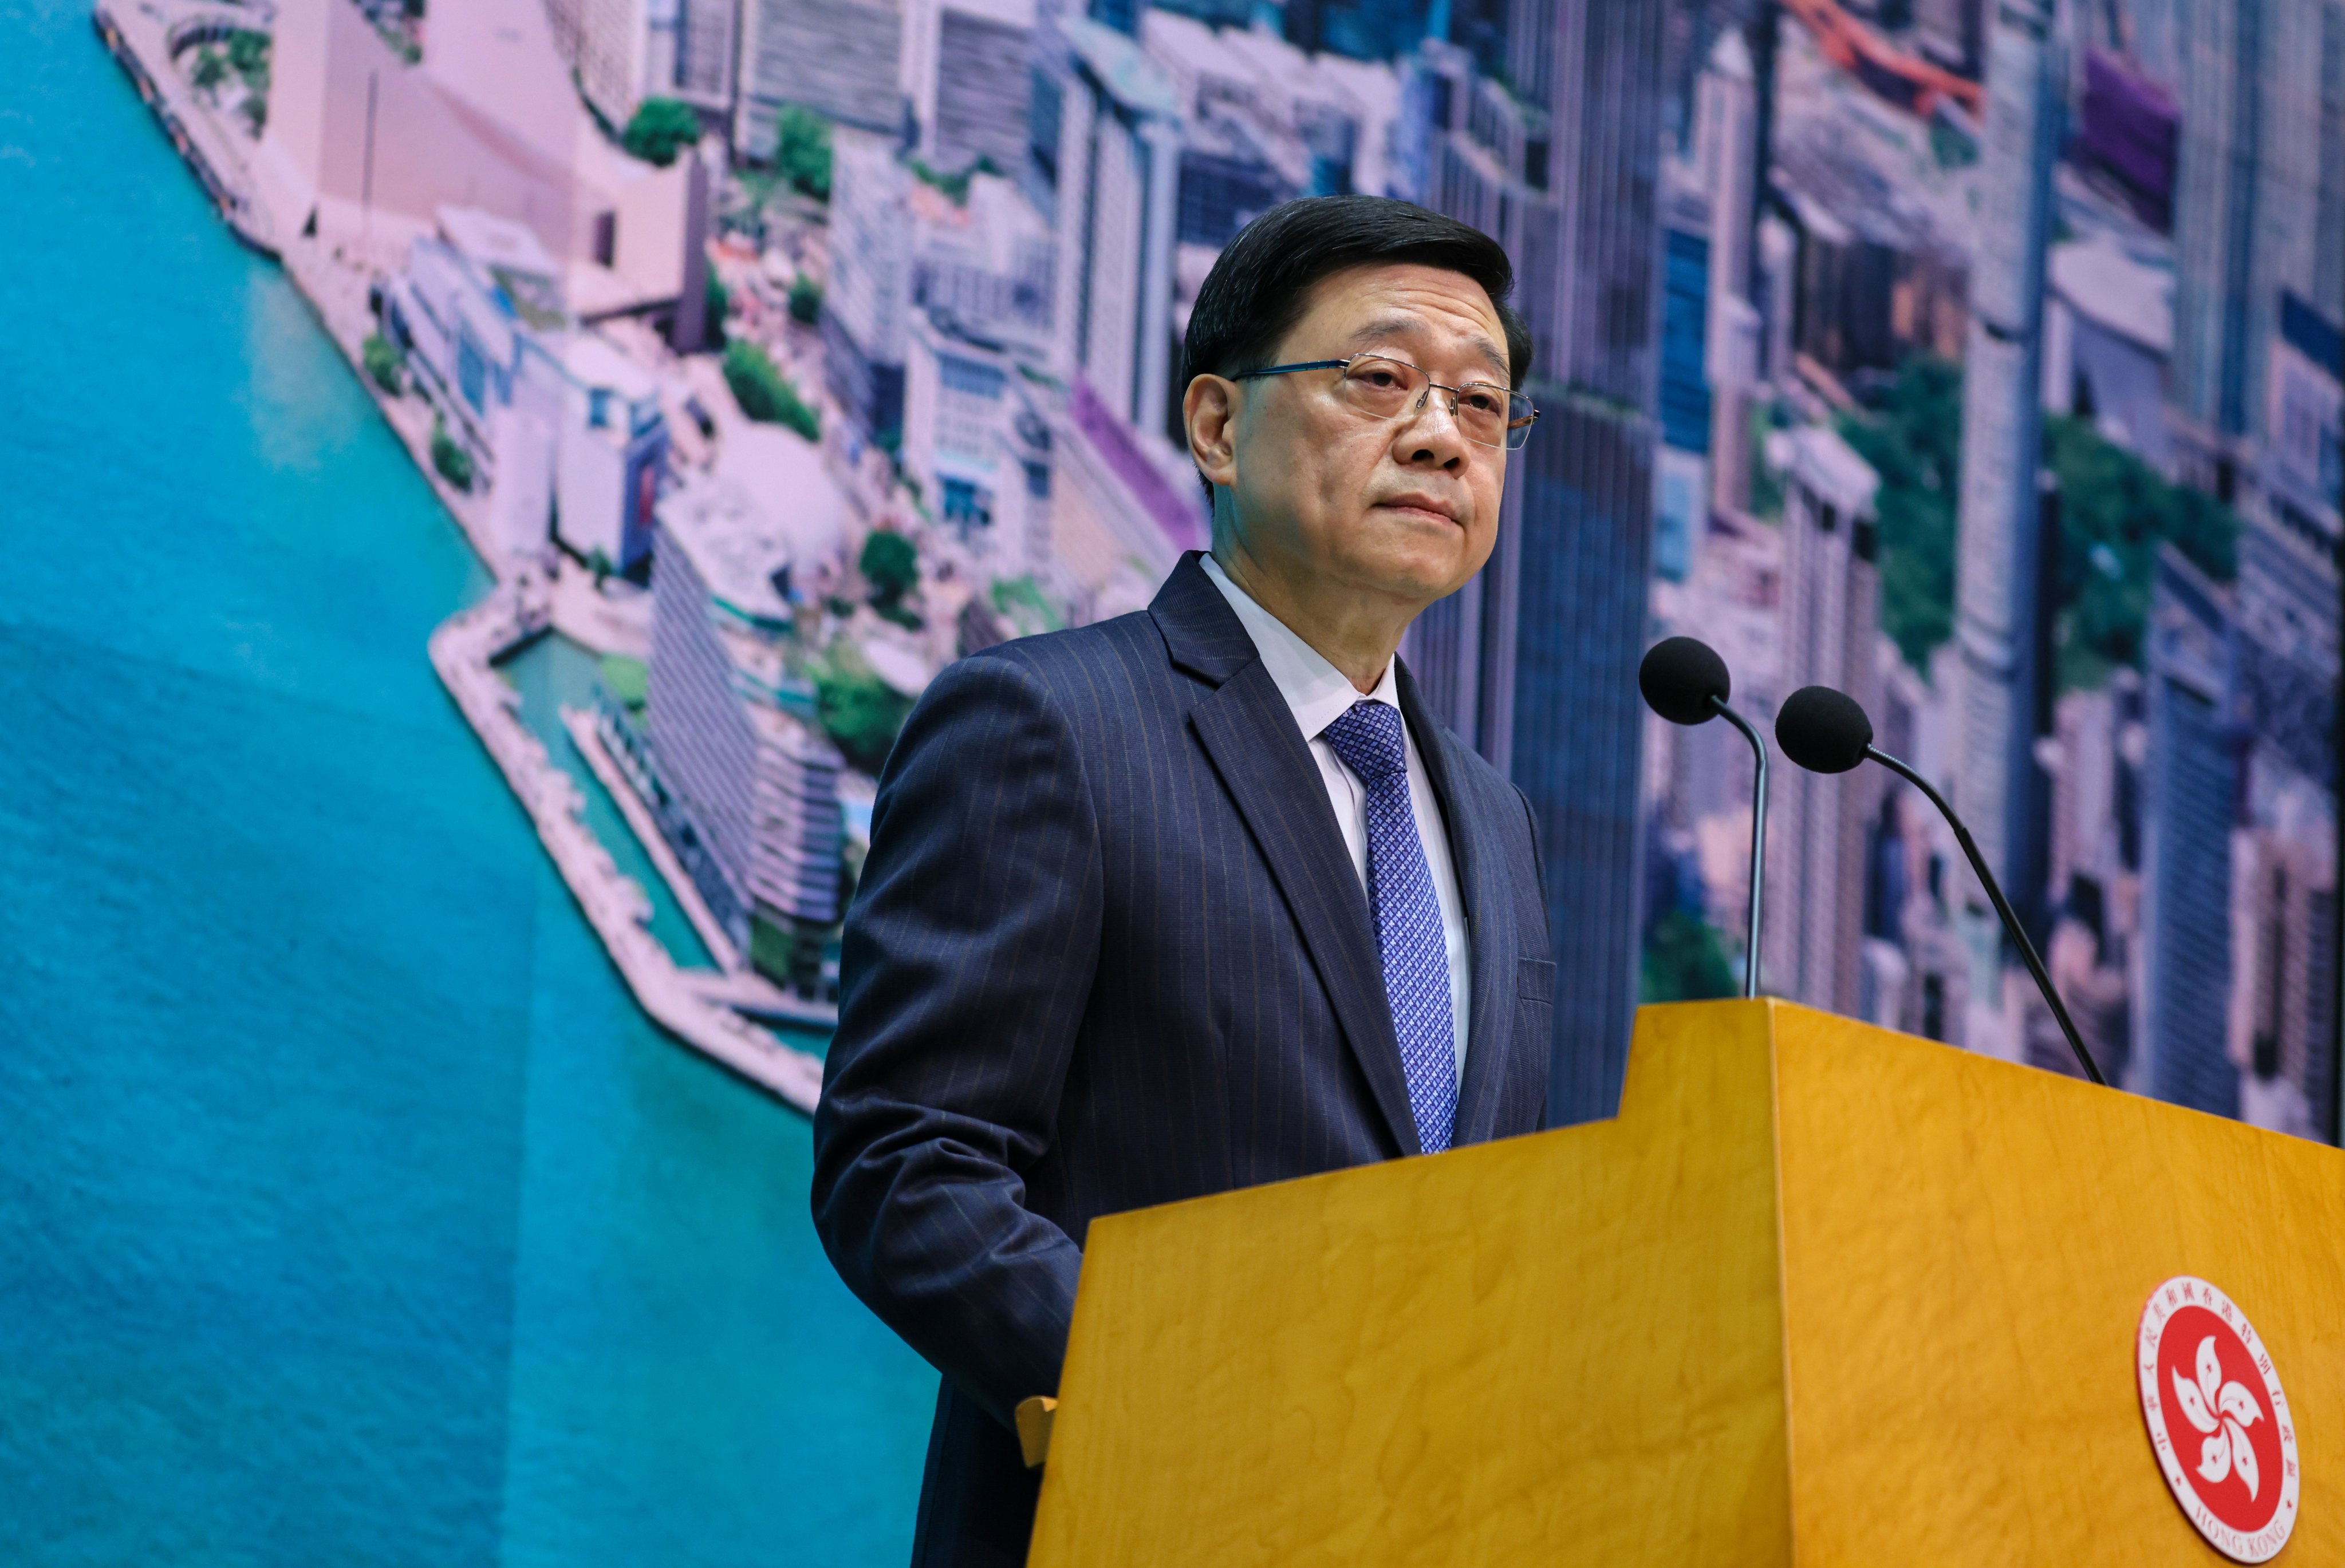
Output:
top-left (811, 195), bottom-right (1556, 1566)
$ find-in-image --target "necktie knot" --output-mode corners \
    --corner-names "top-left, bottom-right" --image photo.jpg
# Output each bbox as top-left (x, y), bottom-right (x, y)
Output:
top-left (1320, 700), bottom-right (1408, 781)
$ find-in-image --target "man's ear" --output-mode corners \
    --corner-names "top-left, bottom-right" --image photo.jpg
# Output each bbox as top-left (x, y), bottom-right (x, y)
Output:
top-left (1184, 374), bottom-right (1240, 493)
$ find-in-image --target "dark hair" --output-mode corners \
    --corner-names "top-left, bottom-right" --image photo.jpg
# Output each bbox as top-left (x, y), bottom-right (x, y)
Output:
top-left (1181, 195), bottom-right (1534, 393)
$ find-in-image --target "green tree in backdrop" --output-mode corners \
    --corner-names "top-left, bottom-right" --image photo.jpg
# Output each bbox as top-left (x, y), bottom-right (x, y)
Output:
top-left (226, 29), bottom-right (269, 96)
top-left (430, 419), bottom-right (474, 492)
top-left (815, 645), bottom-right (915, 774)
top-left (860, 530), bottom-right (923, 629)
top-left (361, 332), bottom-right (403, 395)
top-left (2043, 414), bottom-right (2238, 688)
top-left (861, 530), bottom-right (919, 607)
top-left (1835, 355), bottom-right (1961, 675)
top-left (1640, 908), bottom-right (1740, 1003)
top-left (788, 273), bottom-right (823, 326)
top-left (703, 269), bottom-right (730, 348)
top-left (722, 340), bottom-right (819, 441)
top-left (622, 97), bottom-right (700, 167)
top-left (774, 106), bottom-right (833, 201)
top-left (190, 46), bottom-right (228, 97)
top-left (1836, 357), bottom-right (2240, 690)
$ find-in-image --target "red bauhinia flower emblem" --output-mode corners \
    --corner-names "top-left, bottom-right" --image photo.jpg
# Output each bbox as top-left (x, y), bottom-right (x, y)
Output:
top-left (2171, 1333), bottom-right (2264, 1500)
top-left (2138, 1277), bottom-right (2300, 1564)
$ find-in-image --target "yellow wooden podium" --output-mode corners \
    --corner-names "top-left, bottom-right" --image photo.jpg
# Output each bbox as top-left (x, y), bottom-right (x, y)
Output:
top-left (1025, 1000), bottom-right (2345, 1565)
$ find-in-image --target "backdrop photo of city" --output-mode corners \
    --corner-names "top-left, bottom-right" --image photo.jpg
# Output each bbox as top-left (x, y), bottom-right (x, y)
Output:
top-left (36, 0), bottom-right (2344, 1537)
top-left (19, 0), bottom-right (2337, 1555)
top-left (108, 0), bottom-right (2341, 1236)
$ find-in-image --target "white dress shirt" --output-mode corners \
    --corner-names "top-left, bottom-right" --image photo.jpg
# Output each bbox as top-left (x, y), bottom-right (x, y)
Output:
top-left (1200, 554), bottom-right (1473, 1082)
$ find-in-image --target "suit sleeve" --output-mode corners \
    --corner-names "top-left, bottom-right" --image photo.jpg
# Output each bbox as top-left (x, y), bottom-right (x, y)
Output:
top-left (810, 652), bottom-right (1102, 1432)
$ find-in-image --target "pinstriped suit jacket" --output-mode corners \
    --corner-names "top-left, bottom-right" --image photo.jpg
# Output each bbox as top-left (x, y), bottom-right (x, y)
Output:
top-left (811, 552), bottom-right (1556, 1566)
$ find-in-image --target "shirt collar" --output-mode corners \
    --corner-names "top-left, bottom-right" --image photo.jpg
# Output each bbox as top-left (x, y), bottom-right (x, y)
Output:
top-left (1200, 552), bottom-right (1398, 742)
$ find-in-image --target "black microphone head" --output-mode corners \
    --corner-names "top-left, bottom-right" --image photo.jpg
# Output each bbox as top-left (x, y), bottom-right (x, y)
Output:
top-left (1776, 686), bottom-right (1874, 774)
top-left (1639, 637), bottom-right (1732, 726)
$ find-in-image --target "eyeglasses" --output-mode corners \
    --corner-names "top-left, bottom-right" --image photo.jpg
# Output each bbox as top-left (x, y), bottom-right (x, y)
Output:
top-left (1231, 353), bottom-right (1539, 451)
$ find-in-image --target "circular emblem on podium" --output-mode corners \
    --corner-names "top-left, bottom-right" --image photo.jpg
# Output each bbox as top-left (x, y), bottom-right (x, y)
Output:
top-left (2138, 1277), bottom-right (2299, 1562)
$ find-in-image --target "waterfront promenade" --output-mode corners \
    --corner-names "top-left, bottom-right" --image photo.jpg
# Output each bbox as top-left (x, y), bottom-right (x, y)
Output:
top-left (95, 0), bottom-right (835, 1112)
top-left (432, 580), bottom-right (825, 1112)
top-left (91, 0), bottom-right (278, 255)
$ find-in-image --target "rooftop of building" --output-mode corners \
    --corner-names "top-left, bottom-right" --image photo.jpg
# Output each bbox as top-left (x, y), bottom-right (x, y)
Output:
top-left (1768, 423), bottom-right (1881, 513)
top-left (1140, 11), bottom-right (1398, 188)
top-left (553, 331), bottom-right (660, 400)
top-left (1060, 14), bottom-right (1184, 119)
top-left (658, 473), bottom-right (801, 627)
top-left (909, 171), bottom-right (1053, 272)
top-left (1775, 130), bottom-right (1956, 258)
top-left (715, 421), bottom-right (849, 568)
top-left (401, 236), bottom-right (524, 366)
top-left (438, 205), bottom-right (562, 283)
top-left (2050, 235), bottom-right (2174, 356)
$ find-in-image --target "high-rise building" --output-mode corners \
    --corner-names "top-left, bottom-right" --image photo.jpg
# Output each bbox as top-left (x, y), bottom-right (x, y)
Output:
top-left (1409, 0), bottom-right (1668, 1124)
top-left (1948, 0), bottom-right (2060, 1049)
top-left (902, 310), bottom-right (1057, 575)
top-left (648, 480), bottom-right (848, 991)
top-left (736, 0), bottom-right (905, 154)
top-left (2169, 0), bottom-right (2345, 501)
top-left (379, 209), bottom-right (669, 573)
top-left (2227, 518), bottom-right (2342, 1135)
top-left (1144, 10), bottom-right (1407, 223)
top-left (1909, 0), bottom-right (1984, 77)
top-left (1771, 129), bottom-right (1968, 395)
top-left (1033, 15), bottom-right (1185, 441)
top-left (912, 171), bottom-right (1059, 355)
top-left (830, 149), bottom-right (1058, 451)
top-left (2138, 515), bottom-right (2342, 1137)
top-left (1763, 426), bottom-right (1883, 1016)
top-left (895, 170), bottom-right (1059, 578)
top-left (675, 0), bottom-right (740, 107)
top-left (901, 0), bottom-right (1036, 176)
top-left (2129, 0), bottom-right (2186, 89)
top-left (540, 0), bottom-right (738, 127)
top-left (823, 131), bottom-right (915, 446)
top-left (258, 0), bottom-right (702, 282)
top-left (1653, 183), bottom-right (1710, 583)
top-left (1693, 23), bottom-right (1759, 516)
top-left (545, 0), bottom-right (673, 129)
top-left (1148, 12), bottom-right (1406, 447)
top-left (2137, 549), bottom-right (2240, 1116)
top-left (550, 334), bottom-right (671, 576)
top-left (1280, 0), bottom-right (1433, 64)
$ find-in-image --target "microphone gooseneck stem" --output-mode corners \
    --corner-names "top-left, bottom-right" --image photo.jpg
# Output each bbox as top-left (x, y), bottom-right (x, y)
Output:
top-left (1710, 694), bottom-right (1767, 1000)
top-left (1865, 745), bottom-right (2107, 1087)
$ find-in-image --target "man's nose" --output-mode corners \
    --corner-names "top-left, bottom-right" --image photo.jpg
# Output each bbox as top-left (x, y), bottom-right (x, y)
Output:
top-left (1396, 388), bottom-right (1470, 467)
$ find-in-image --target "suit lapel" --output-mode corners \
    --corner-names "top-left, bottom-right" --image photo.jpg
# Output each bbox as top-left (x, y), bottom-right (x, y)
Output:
top-left (1397, 662), bottom-right (1516, 1147)
top-left (1189, 664), bottom-right (1421, 1156)
top-left (1156, 555), bottom-right (1421, 1156)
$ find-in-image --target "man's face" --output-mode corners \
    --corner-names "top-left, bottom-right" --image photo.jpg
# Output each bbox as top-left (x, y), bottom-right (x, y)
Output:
top-left (1201, 262), bottom-right (1514, 609)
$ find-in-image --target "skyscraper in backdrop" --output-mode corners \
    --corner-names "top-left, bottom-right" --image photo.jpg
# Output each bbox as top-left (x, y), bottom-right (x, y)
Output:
top-left (1949, 0), bottom-right (2061, 1053)
top-left (2130, 0), bottom-right (2345, 1125)
top-left (1410, 0), bottom-right (1666, 1124)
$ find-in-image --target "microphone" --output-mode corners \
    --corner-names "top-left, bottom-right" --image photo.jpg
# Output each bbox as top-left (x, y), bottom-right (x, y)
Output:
top-left (1638, 637), bottom-right (1768, 999)
top-left (1774, 685), bottom-right (2108, 1086)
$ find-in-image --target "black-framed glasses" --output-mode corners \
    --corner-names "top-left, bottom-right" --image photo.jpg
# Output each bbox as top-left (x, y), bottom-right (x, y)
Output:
top-left (1232, 353), bottom-right (1539, 450)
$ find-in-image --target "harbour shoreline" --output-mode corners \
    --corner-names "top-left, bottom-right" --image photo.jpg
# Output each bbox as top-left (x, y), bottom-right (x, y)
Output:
top-left (94, 0), bottom-right (832, 1114)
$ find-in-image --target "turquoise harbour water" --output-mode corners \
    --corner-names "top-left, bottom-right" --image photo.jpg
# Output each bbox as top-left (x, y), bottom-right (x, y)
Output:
top-left (0, 3), bottom-right (934, 1562)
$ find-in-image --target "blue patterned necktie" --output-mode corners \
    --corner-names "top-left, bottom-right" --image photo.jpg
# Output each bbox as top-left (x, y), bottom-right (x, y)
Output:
top-left (1319, 700), bottom-right (1457, 1155)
